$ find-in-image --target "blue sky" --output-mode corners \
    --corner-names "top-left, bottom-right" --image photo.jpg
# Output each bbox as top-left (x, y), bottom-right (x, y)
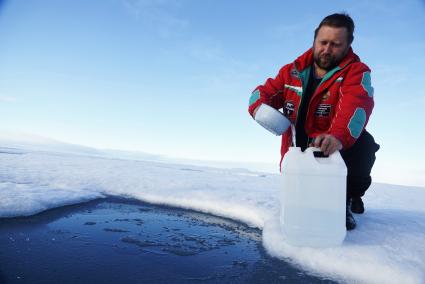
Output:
top-left (1, 0), bottom-right (425, 184)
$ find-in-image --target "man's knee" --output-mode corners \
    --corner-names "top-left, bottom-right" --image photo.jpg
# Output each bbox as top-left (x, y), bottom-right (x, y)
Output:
top-left (347, 175), bottom-right (371, 198)
top-left (341, 130), bottom-right (379, 198)
top-left (340, 130), bottom-right (379, 177)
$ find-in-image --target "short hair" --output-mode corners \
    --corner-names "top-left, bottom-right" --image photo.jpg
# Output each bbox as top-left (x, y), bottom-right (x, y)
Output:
top-left (314, 13), bottom-right (355, 44)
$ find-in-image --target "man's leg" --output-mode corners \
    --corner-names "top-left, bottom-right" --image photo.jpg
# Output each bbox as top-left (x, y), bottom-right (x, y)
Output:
top-left (340, 130), bottom-right (380, 213)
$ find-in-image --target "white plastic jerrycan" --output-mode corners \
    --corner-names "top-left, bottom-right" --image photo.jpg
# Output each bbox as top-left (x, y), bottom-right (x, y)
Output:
top-left (280, 147), bottom-right (347, 247)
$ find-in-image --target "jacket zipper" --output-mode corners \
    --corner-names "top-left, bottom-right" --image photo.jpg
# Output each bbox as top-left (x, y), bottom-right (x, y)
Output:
top-left (296, 65), bottom-right (343, 148)
top-left (293, 66), bottom-right (311, 147)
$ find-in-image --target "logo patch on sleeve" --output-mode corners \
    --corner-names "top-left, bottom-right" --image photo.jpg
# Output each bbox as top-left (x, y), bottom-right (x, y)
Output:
top-left (284, 101), bottom-right (295, 117)
top-left (315, 104), bottom-right (331, 117)
top-left (290, 68), bottom-right (299, 78)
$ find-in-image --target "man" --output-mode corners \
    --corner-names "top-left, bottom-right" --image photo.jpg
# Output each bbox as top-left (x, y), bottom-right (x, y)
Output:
top-left (248, 13), bottom-right (379, 230)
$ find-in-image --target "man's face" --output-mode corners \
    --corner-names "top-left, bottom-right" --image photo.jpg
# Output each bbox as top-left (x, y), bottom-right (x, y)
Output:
top-left (313, 26), bottom-right (350, 71)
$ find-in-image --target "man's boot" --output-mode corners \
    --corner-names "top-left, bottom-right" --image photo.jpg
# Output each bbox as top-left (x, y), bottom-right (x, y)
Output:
top-left (346, 200), bottom-right (357, 230)
top-left (351, 197), bottom-right (365, 214)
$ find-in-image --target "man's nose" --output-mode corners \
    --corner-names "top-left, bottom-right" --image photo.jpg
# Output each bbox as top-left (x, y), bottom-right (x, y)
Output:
top-left (323, 44), bottom-right (331, 53)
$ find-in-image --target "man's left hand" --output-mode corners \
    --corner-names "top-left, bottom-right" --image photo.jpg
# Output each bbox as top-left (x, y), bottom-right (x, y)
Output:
top-left (310, 134), bottom-right (342, 155)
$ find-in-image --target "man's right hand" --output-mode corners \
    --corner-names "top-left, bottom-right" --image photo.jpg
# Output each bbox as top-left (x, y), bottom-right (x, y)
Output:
top-left (310, 134), bottom-right (342, 155)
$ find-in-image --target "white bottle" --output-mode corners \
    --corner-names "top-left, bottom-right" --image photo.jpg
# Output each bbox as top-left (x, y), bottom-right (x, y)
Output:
top-left (280, 147), bottom-right (347, 247)
top-left (254, 103), bottom-right (291, 136)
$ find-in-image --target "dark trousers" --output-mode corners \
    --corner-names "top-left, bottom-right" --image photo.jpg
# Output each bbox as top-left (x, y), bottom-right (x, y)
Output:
top-left (340, 130), bottom-right (380, 200)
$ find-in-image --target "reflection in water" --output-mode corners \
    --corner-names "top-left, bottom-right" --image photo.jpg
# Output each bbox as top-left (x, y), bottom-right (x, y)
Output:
top-left (0, 197), bottom-right (335, 283)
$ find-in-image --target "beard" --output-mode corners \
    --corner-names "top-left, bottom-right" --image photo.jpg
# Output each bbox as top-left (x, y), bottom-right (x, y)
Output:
top-left (314, 52), bottom-right (339, 71)
top-left (313, 48), bottom-right (348, 71)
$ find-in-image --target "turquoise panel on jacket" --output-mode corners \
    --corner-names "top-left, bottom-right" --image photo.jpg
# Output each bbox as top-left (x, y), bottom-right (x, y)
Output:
top-left (348, 107), bottom-right (366, 138)
top-left (361, 72), bottom-right (374, 97)
top-left (249, 89), bottom-right (260, 107)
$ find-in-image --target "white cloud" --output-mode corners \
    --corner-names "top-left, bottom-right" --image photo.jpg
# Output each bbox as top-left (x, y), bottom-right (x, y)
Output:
top-left (269, 20), bottom-right (315, 42)
top-left (397, 93), bottom-right (425, 109)
top-left (121, 0), bottom-right (189, 39)
top-left (371, 64), bottom-right (410, 93)
top-left (0, 95), bottom-right (17, 103)
top-left (187, 37), bottom-right (223, 62)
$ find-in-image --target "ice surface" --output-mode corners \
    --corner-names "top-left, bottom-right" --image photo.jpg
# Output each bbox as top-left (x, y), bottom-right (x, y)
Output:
top-left (1, 134), bottom-right (424, 284)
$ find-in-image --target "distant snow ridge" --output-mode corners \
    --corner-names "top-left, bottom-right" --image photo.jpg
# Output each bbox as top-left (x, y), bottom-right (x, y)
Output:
top-left (1, 132), bottom-right (425, 284)
top-left (0, 131), bottom-right (164, 162)
top-left (0, 131), bottom-right (101, 156)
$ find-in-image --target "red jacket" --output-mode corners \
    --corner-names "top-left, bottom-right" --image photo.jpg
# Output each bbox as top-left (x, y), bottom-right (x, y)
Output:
top-left (248, 48), bottom-right (374, 165)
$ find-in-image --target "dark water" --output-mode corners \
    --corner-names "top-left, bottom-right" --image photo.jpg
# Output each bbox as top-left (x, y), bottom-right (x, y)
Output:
top-left (0, 198), bottom-right (336, 284)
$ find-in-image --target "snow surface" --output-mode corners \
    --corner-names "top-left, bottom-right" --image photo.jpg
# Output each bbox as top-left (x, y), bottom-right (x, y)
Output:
top-left (1, 135), bottom-right (424, 284)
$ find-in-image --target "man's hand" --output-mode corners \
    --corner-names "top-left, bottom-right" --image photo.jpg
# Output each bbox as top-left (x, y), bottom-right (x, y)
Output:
top-left (310, 134), bottom-right (342, 155)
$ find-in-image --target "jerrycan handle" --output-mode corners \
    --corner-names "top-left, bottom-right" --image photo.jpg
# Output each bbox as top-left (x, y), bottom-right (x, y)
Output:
top-left (306, 147), bottom-right (343, 164)
top-left (313, 151), bottom-right (329, 158)
top-left (305, 147), bottom-right (324, 156)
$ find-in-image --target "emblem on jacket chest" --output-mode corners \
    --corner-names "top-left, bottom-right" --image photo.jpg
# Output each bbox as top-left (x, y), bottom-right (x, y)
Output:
top-left (321, 91), bottom-right (331, 101)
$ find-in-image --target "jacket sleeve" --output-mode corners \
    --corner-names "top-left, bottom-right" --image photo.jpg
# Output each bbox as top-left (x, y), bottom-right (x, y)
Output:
top-left (329, 62), bottom-right (374, 149)
top-left (248, 65), bottom-right (289, 118)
